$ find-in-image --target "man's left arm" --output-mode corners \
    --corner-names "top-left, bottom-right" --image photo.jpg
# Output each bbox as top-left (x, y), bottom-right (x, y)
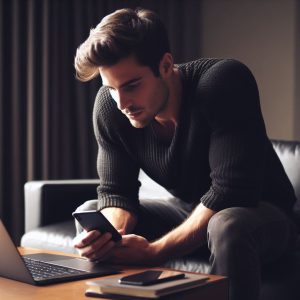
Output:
top-left (110, 203), bottom-right (215, 265)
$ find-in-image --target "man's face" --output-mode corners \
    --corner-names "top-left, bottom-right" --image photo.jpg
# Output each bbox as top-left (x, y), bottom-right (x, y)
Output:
top-left (99, 56), bottom-right (169, 128)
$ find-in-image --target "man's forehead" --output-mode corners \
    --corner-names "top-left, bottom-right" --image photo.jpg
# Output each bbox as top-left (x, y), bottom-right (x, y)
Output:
top-left (99, 58), bottom-right (150, 88)
top-left (99, 69), bottom-right (142, 88)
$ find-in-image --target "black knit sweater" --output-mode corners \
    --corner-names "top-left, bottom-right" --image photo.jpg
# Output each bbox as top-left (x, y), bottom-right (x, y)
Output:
top-left (93, 58), bottom-right (296, 214)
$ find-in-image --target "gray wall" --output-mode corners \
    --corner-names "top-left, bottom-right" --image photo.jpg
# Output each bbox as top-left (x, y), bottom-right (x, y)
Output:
top-left (199, 0), bottom-right (299, 140)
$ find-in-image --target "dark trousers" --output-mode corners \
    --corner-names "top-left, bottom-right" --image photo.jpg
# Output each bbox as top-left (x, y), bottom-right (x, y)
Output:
top-left (75, 198), bottom-right (297, 300)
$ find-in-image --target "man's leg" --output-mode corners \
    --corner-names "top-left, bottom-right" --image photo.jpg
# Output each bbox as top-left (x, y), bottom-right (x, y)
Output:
top-left (207, 202), bottom-right (297, 300)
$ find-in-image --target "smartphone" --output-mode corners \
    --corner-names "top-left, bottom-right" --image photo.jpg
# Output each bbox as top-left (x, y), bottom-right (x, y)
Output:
top-left (72, 210), bottom-right (122, 242)
top-left (118, 270), bottom-right (185, 286)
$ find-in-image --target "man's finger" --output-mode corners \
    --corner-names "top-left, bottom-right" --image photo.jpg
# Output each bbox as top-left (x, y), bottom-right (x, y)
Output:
top-left (73, 230), bottom-right (101, 248)
top-left (88, 240), bottom-right (115, 261)
top-left (78, 232), bottom-right (113, 258)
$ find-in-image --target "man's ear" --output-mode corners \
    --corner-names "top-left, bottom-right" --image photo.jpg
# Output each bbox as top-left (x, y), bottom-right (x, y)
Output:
top-left (159, 53), bottom-right (174, 78)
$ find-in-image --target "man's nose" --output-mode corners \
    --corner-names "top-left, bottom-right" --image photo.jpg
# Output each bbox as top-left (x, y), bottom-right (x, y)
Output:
top-left (115, 91), bottom-right (131, 111)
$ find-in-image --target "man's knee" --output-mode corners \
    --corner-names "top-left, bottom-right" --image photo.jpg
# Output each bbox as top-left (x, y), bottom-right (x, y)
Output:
top-left (207, 208), bottom-right (250, 253)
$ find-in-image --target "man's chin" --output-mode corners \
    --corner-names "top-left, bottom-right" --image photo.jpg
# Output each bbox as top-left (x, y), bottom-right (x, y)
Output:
top-left (129, 119), bottom-right (149, 129)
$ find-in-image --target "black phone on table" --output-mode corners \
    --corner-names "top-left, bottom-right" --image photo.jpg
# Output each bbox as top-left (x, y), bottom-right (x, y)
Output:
top-left (118, 270), bottom-right (185, 286)
top-left (72, 210), bottom-right (122, 242)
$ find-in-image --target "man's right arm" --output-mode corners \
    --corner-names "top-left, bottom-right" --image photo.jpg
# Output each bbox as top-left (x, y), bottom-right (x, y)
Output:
top-left (73, 89), bottom-right (139, 259)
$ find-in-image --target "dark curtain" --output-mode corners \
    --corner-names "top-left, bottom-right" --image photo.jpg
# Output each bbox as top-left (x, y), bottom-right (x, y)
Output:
top-left (0, 0), bottom-right (202, 243)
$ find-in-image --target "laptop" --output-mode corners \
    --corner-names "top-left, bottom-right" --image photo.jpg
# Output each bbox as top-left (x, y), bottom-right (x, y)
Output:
top-left (0, 219), bottom-right (120, 285)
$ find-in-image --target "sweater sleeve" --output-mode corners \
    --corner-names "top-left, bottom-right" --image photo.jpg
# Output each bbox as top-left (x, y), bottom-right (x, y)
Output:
top-left (199, 59), bottom-right (268, 211)
top-left (93, 88), bottom-right (140, 213)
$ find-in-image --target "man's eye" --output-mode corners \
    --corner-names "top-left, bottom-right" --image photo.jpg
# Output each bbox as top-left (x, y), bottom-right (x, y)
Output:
top-left (124, 83), bottom-right (139, 92)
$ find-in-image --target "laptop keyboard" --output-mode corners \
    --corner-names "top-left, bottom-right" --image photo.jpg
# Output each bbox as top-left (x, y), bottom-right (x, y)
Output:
top-left (23, 257), bottom-right (87, 280)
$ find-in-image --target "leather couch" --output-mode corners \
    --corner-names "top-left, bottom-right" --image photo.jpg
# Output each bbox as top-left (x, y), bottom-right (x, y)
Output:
top-left (21, 140), bottom-right (300, 300)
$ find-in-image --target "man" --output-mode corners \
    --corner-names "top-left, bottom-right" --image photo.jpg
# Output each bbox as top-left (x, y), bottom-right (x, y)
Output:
top-left (73, 8), bottom-right (296, 300)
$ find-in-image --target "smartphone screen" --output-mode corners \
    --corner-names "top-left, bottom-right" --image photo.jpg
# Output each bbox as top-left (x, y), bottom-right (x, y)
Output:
top-left (118, 270), bottom-right (185, 286)
top-left (72, 210), bottom-right (122, 242)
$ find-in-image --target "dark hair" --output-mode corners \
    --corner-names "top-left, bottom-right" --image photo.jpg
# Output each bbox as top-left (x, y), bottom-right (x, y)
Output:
top-left (74, 8), bottom-right (170, 81)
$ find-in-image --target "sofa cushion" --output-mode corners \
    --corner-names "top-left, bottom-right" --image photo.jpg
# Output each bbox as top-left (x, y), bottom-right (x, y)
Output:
top-left (21, 220), bottom-right (77, 254)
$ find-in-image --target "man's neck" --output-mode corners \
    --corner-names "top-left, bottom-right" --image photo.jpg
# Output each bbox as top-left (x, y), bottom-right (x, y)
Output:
top-left (155, 67), bottom-right (182, 128)
top-left (153, 67), bottom-right (182, 143)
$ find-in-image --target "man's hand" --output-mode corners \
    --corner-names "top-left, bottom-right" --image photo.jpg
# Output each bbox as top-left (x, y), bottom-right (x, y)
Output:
top-left (73, 207), bottom-right (137, 261)
top-left (72, 230), bottom-right (116, 261)
top-left (109, 234), bottom-right (161, 265)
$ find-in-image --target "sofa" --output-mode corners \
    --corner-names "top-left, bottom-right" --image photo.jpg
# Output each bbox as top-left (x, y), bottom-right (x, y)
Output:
top-left (21, 140), bottom-right (300, 300)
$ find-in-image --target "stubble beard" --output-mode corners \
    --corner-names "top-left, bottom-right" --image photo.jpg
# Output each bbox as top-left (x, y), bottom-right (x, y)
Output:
top-left (128, 116), bottom-right (152, 128)
top-left (129, 84), bottom-right (170, 129)
top-left (129, 99), bottom-right (169, 129)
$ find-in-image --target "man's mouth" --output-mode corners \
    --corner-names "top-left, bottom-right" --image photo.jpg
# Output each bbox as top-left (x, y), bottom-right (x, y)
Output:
top-left (125, 109), bottom-right (144, 119)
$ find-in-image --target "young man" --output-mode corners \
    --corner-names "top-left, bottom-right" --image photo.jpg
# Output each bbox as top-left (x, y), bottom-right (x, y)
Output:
top-left (73, 8), bottom-right (296, 300)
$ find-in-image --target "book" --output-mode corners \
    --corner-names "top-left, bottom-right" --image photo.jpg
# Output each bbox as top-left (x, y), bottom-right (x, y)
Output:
top-left (86, 271), bottom-right (209, 299)
top-left (85, 291), bottom-right (164, 299)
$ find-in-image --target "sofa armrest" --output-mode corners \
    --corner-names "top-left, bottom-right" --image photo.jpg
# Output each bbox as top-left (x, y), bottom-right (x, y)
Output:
top-left (272, 140), bottom-right (300, 210)
top-left (24, 179), bottom-right (99, 232)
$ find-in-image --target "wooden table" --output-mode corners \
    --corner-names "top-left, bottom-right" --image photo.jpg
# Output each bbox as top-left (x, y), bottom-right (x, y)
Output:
top-left (0, 247), bottom-right (228, 300)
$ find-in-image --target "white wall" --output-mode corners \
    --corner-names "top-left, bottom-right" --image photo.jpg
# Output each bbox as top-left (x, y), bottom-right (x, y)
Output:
top-left (199, 0), bottom-right (298, 140)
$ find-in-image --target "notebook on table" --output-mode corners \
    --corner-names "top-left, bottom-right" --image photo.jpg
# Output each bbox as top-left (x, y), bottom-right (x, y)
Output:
top-left (85, 272), bottom-right (209, 299)
top-left (0, 219), bottom-right (120, 285)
